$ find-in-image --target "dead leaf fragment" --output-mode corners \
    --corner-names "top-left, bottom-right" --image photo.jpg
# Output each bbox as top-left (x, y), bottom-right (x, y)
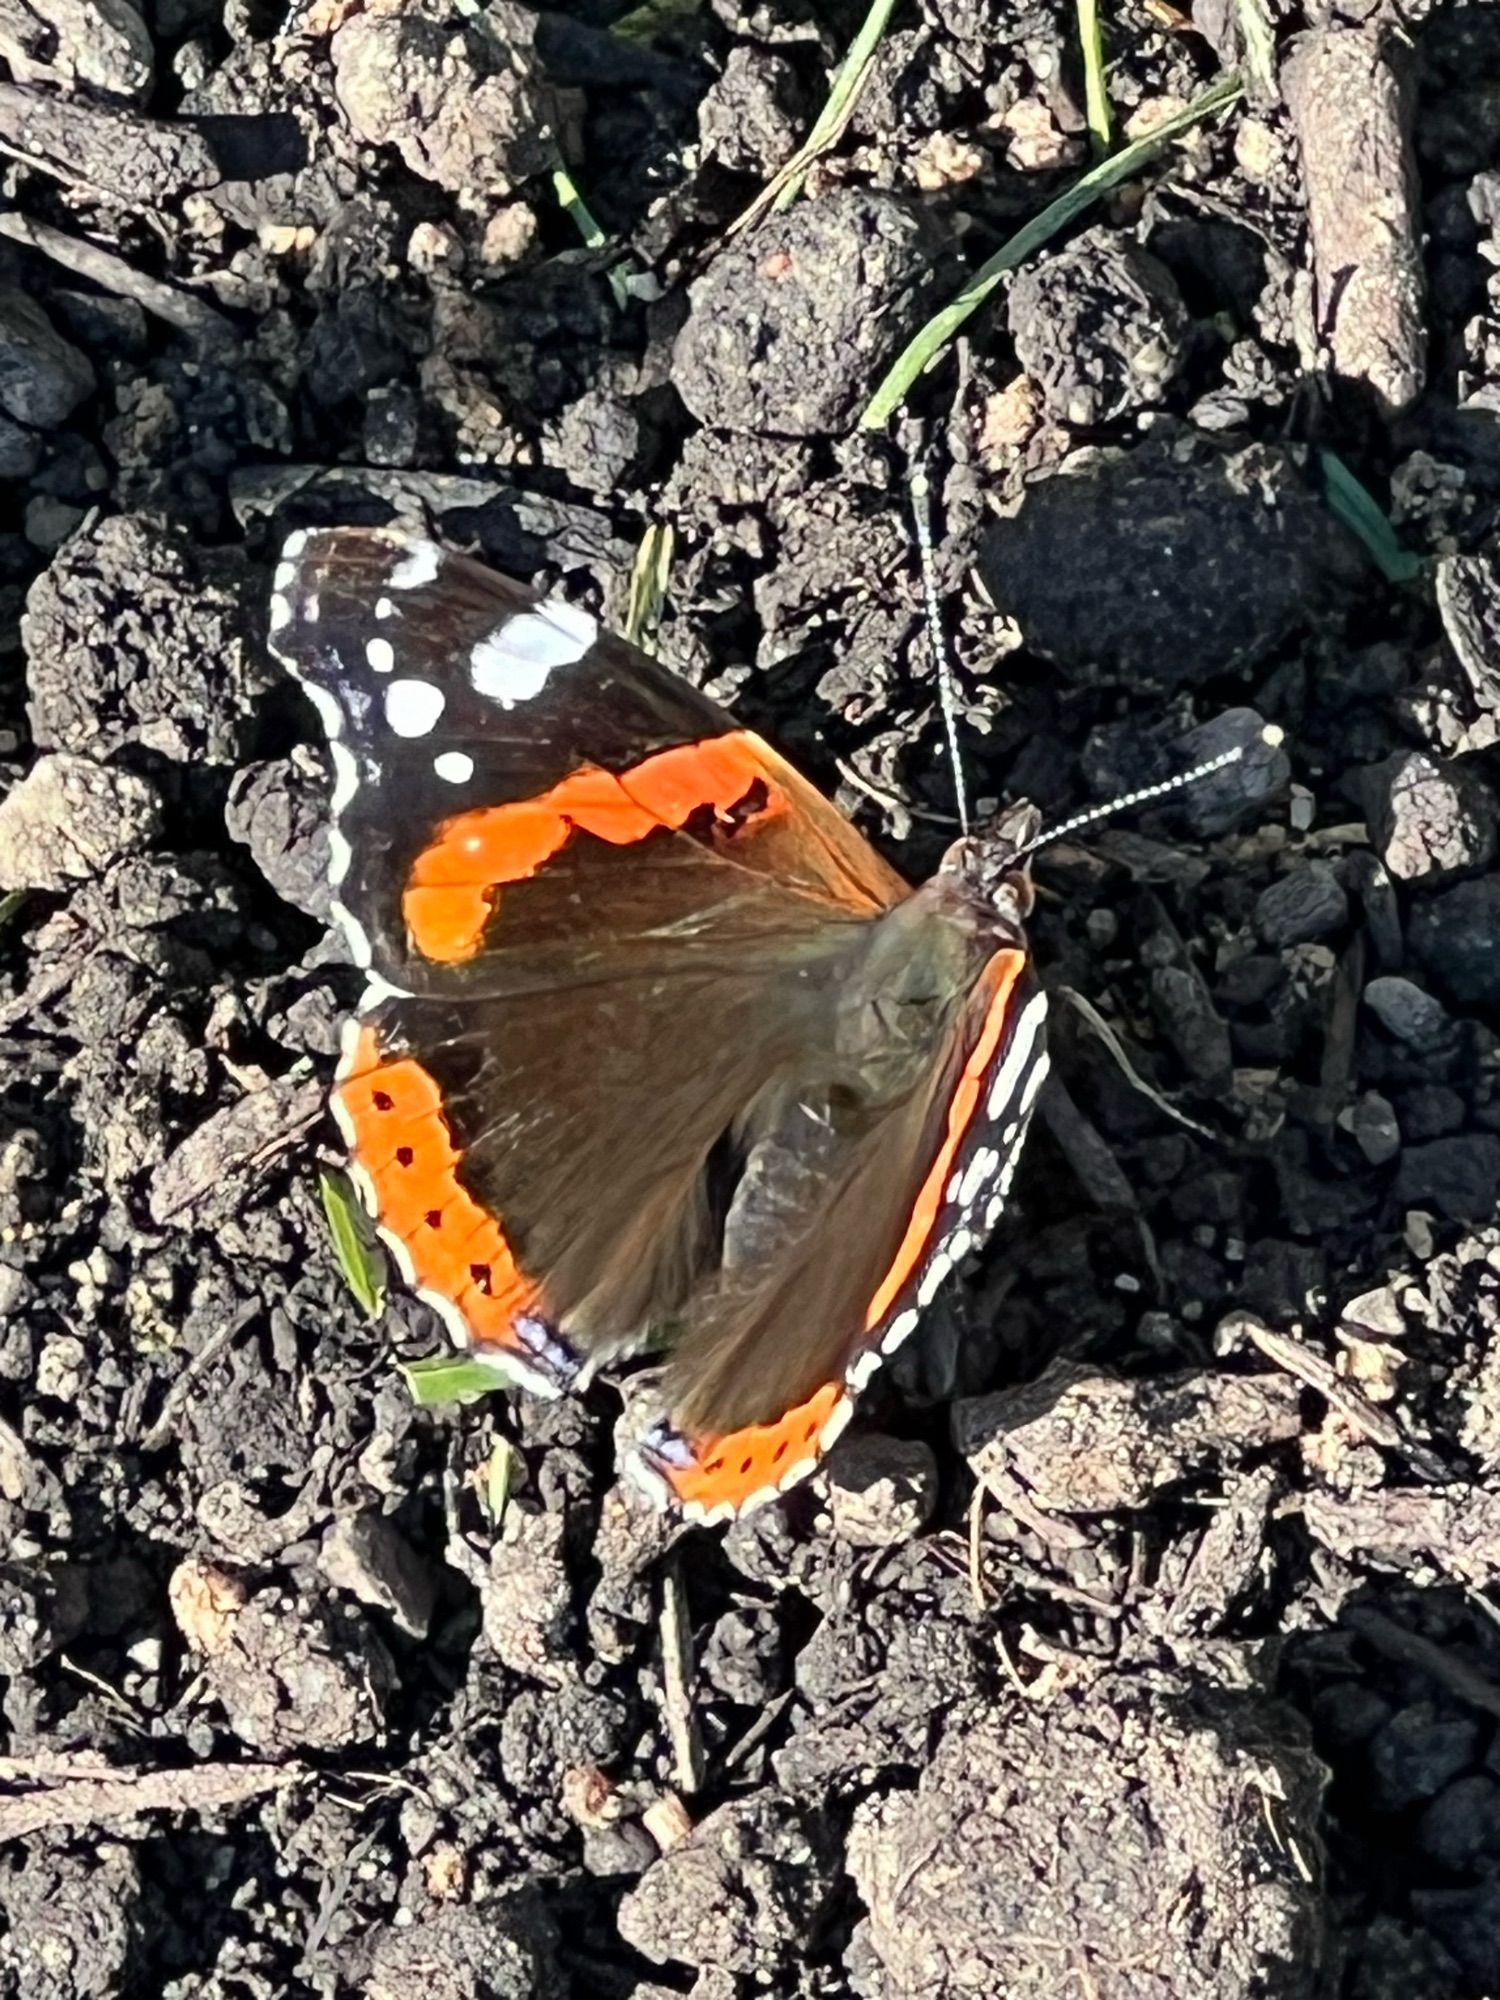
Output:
top-left (168, 1557), bottom-right (247, 1656)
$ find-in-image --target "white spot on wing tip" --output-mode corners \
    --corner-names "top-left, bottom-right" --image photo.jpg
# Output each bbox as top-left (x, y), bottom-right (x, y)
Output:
top-left (470, 603), bottom-right (597, 709)
top-left (268, 593), bottom-right (292, 632)
top-left (366, 637), bottom-right (395, 674)
top-left (281, 528), bottom-right (309, 559)
top-left (1023, 1050), bottom-right (1052, 1106)
top-left (985, 988), bottom-right (1048, 1117)
top-left (375, 596), bottom-right (394, 620)
top-left (434, 750), bottom-right (474, 785)
top-left (384, 678), bottom-right (446, 737)
top-left (954, 1144), bottom-right (1000, 1208)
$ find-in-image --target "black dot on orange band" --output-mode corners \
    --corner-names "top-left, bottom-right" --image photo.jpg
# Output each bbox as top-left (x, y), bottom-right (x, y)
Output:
top-left (470, 1263), bottom-right (492, 1293)
top-left (803, 1421), bottom-right (818, 1442)
top-left (425, 1210), bottom-right (442, 1230)
top-left (396, 1146), bottom-right (414, 1166)
top-left (373, 1090), bottom-right (394, 1111)
top-left (773, 1441), bottom-right (788, 1462)
top-left (739, 1457), bottom-right (753, 1475)
top-left (706, 1456), bottom-right (723, 1473)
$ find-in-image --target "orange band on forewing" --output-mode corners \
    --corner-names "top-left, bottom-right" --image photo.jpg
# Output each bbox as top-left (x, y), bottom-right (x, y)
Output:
top-left (618, 734), bottom-right (787, 826)
top-left (654, 1381), bottom-right (847, 1516)
top-left (402, 733), bottom-right (788, 962)
top-left (336, 1026), bottom-right (536, 1345)
top-left (862, 948), bottom-right (1027, 1329)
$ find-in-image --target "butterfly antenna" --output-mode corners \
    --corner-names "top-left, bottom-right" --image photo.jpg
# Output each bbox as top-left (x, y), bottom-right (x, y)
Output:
top-left (909, 466), bottom-right (971, 837)
top-left (1011, 725), bottom-right (1286, 865)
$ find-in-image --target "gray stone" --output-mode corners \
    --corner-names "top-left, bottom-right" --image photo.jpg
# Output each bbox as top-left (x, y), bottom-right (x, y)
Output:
top-left (0, 752), bottom-right (162, 891)
top-left (1364, 975), bottom-right (1452, 1049)
top-left (1255, 862), bottom-right (1349, 947)
top-left (979, 433), bottom-right (1364, 685)
top-left (1366, 748), bottom-right (1496, 881)
top-left (825, 1434), bottom-right (939, 1547)
top-left (0, 292), bottom-right (94, 427)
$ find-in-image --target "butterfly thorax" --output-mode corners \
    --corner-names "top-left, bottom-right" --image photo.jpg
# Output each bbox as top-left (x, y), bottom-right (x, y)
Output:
top-left (829, 815), bottom-right (1034, 1111)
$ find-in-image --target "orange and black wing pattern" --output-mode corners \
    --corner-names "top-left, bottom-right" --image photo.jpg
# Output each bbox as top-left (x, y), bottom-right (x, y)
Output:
top-left (269, 524), bottom-right (1049, 1517)
top-left (268, 525), bottom-right (912, 1401)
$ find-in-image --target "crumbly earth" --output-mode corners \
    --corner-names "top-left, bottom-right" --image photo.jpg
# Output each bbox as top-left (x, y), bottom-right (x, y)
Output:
top-left (2, 2), bottom-right (1500, 1997)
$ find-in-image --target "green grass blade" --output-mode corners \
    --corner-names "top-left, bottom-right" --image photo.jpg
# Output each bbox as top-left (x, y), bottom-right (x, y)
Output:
top-left (1233, 0), bottom-right (1277, 100)
top-left (611, 0), bottom-right (702, 43)
top-left (1078, 0), bottom-right (1113, 156)
top-left (771, 0), bottom-right (902, 211)
top-left (319, 1170), bottom-right (387, 1319)
top-left (728, 0), bottom-right (901, 233)
top-left (552, 164), bottom-right (607, 252)
top-left (399, 1353), bottom-right (528, 1407)
top-left (478, 1438), bottom-right (517, 1525)
top-left (624, 522), bottom-right (675, 652)
top-left (552, 165), bottom-right (635, 310)
top-left (1318, 449), bottom-right (1426, 585)
top-left (859, 71), bottom-right (1243, 430)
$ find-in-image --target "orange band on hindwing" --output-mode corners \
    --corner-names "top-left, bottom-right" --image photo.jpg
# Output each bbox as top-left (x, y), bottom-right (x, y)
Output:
top-left (863, 948), bottom-right (1025, 1327)
top-left (335, 1026), bottom-right (538, 1347)
top-left (638, 947), bottom-right (1034, 1521)
top-left (644, 1381), bottom-right (850, 1520)
top-left (402, 733), bottom-right (790, 963)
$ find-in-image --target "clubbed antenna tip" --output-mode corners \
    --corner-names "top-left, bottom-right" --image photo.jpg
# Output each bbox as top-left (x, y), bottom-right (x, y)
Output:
top-left (1012, 724), bottom-right (1286, 865)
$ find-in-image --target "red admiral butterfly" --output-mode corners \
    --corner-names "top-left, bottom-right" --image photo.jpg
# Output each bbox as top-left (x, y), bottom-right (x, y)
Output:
top-left (268, 524), bottom-right (1050, 1520)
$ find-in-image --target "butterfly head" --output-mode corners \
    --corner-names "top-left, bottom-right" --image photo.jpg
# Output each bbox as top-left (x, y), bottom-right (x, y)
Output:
top-left (942, 800), bottom-right (1041, 935)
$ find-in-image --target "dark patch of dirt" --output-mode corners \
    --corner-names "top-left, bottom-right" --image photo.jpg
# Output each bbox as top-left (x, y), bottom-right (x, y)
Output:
top-left (3, 0), bottom-right (1500, 1996)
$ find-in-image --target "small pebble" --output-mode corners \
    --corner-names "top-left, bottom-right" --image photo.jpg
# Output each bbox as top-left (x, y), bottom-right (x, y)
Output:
top-left (1255, 862), bottom-right (1349, 947)
top-left (825, 1435), bottom-right (939, 1547)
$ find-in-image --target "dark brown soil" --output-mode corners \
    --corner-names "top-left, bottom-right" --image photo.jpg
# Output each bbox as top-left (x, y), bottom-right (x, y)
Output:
top-left (3, 1), bottom-right (1500, 1996)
